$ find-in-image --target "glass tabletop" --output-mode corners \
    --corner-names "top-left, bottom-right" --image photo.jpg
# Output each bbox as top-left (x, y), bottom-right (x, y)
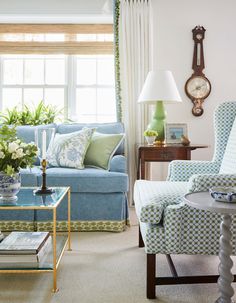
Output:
top-left (0, 187), bottom-right (69, 209)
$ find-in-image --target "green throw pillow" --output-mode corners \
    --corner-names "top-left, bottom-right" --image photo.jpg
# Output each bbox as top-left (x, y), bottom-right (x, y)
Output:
top-left (47, 128), bottom-right (95, 169)
top-left (84, 132), bottom-right (125, 170)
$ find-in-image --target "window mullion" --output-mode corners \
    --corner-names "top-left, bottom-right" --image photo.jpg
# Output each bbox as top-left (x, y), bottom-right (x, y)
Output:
top-left (67, 55), bottom-right (76, 121)
top-left (22, 59), bottom-right (25, 109)
top-left (96, 57), bottom-right (98, 122)
top-left (64, 55), bottom-right (69, 121)
top-left (43, 57), bottom-right (46, 103)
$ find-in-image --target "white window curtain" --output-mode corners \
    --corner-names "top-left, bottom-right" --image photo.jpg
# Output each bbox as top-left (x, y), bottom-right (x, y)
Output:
top-left (115, 0), bottom-right (153, 204)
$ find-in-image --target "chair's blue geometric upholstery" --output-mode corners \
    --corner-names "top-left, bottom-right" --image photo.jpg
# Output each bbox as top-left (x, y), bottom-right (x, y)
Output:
top-left (134, 101), bottom-right (236, 255)
top-left (188, 173), bottom-right (236, 192)
top-left (134, 180), bottom-right (188, 224)
top-left (219, 116), bottom-right (236, 174)
top-left (167, 101), bottom-right (236, 182)
top-left (167, 160), bottom-right (220, 182)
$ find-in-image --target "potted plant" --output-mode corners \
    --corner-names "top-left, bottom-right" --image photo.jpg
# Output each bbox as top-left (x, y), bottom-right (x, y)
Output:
top-left (143, 129), bottom-right (158, 145)
top-left (0, 125), bottom-right (38, 201)
top-left (0, 101), bottom-right (62, 126)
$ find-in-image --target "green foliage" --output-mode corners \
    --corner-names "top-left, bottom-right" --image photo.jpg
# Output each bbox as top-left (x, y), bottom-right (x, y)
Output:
top-left (0, 125), bottom-right (38, 175)
top-left (143, 129), bottom-right (158, 137)
top-left (0, 101), bottom-right (62, 126)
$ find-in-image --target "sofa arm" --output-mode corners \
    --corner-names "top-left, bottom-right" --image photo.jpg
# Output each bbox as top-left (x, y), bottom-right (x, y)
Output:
top-left (109, 155), bottom-right (127, 173)
top-left (187, 173), bottom-right (236, 192)
top-left (167, 160), bottom-right (221, 182)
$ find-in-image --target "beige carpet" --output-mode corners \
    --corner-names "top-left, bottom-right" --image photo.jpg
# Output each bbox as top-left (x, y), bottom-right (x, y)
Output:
top-left (0, 209), bottom-right (236, 303)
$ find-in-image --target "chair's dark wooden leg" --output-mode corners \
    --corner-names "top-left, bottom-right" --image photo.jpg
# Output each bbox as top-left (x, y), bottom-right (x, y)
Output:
top-left (139, 225), bottom-right (144, 247)
top-left (166, 254), bottom-right (178, 277)
top-left (147, 253), bottom-right (156, 299)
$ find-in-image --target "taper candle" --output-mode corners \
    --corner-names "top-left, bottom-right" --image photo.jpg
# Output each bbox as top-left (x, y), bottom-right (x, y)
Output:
top-left (42, 130), bottom-right (46, 159)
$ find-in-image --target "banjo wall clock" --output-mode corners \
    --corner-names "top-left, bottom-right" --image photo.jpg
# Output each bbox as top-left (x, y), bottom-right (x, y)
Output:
top-left (185, 26), bottom-right (211, 116)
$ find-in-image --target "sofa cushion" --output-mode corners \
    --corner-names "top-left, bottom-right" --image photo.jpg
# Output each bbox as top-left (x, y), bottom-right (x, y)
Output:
top-left (44, 167), bottom-right (128, 193)
top-left (84, 132), bottom-right (125, 170)
top-left (220, 116), bottom-right (236, 173)
top-left (109, 155), bottom-right (127, 173)
top-left (56, 122), bottom-right (125, 155)
top-left (16, 123), bottom-right (57, 144)
top-left (47, 128), bottom-right (95, 169)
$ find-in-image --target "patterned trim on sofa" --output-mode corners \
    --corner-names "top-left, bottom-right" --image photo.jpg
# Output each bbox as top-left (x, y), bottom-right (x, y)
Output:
top-left (0, 220), bottom-right (130, 232)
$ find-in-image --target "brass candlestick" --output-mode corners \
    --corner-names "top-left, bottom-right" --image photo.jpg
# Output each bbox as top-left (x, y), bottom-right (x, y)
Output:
top-left (34, 159), bottom-right (55, 195)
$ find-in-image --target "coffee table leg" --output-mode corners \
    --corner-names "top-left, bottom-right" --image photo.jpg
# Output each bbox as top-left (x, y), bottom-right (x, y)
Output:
top-left (68, 188), bottom-right (72, 251)
top-left (52, 208), bottom-right (59, 293)
top-left (216, 214), bottom-right (234, 303)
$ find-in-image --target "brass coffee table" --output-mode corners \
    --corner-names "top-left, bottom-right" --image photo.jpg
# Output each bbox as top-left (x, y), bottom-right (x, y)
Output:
top-left (0, 187), bottom-right (71, 292)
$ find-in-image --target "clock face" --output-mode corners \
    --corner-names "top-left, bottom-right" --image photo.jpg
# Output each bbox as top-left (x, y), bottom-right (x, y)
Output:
top-left (196, 33), bottom-right (203, 40)
top-left (185, 76), bottom-right (211, 99)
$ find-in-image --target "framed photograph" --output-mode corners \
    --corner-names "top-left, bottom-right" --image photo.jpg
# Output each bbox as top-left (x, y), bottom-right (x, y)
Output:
top-left (165, 123), bottom-right (188, 144)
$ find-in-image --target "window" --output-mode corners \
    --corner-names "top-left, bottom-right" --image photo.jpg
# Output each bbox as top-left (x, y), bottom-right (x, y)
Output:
top-left (0, 24), bottom-right (116, 123)
top-left (75, 55), bottom-right (116, 123)
top-left (1, 54), bottom-right (66, 112)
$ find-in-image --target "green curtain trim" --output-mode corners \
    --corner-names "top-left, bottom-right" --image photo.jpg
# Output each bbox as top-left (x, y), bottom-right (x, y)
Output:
top-left (0, 220), bottom-right (130, 233)
top-left (113, 0), bottom-right (122, 122)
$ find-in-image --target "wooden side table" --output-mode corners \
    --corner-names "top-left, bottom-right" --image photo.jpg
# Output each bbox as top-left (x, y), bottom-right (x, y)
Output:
top-left (137, 144), bottom-right (208, 179)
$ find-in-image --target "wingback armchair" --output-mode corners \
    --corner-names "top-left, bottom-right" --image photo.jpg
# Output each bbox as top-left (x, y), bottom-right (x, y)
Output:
top-left (134, 101), bottom-right (236, 299)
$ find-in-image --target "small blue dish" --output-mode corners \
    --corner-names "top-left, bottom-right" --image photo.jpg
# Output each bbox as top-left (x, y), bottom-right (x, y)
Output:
top-left (209, 187), bottom-right (236, 203)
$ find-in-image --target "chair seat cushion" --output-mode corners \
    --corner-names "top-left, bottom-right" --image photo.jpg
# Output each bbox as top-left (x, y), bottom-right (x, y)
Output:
top-left (134, 180), bottom-right (188, 224)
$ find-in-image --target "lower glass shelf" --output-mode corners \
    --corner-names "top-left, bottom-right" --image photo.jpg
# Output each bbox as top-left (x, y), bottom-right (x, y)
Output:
top-left (0, 235), bottom-right (68, 271)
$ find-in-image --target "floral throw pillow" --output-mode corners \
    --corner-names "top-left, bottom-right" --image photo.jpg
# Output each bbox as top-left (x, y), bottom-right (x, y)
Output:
top-left (47, 128), bottom-right (95, 169)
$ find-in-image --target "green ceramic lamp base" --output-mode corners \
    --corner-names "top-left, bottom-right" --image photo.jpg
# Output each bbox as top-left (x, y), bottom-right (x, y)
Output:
top-left (147, 101), bottom-right (166, 143)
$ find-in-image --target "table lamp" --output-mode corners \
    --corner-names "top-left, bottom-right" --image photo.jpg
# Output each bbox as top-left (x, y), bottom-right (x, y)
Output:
top-left (138, 70), bottom-right (182, 143)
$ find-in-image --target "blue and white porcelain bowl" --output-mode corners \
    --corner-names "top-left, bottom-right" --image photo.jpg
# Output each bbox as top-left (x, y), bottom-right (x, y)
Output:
top-left (209, 186), bottom-right (236, 203)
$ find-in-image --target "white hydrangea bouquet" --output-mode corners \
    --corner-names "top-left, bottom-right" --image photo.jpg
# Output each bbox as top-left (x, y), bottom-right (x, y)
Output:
top-left (0, 125), bottom-right (38, 176)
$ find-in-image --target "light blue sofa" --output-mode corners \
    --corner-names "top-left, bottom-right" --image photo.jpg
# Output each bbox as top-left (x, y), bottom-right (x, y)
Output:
top-left (0, 122), bottom-right (129, 232)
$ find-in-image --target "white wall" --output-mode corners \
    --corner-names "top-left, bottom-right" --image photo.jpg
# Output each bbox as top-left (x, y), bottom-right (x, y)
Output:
top-left (151, 0), bottom-right (236, 180)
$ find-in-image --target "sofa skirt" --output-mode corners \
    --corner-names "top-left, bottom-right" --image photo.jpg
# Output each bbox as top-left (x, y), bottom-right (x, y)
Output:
top-left (0, 192), bottom-right (129, 232)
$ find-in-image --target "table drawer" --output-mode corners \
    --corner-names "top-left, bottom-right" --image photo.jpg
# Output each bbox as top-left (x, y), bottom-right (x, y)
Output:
top-left (142, 148), bottom-right (188, 161)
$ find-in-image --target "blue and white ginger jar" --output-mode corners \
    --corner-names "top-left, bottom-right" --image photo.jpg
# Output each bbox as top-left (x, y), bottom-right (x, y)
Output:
top-left (0, 172), bottom-right (21, 202)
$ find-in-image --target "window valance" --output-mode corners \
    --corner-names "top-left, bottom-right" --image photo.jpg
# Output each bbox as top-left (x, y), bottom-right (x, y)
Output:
top-left (0, 24), bottom-right (113, 54)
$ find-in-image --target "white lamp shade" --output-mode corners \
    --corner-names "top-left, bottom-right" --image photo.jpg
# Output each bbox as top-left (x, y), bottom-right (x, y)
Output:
top-left (138, 70), bottom-right (182, 104)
